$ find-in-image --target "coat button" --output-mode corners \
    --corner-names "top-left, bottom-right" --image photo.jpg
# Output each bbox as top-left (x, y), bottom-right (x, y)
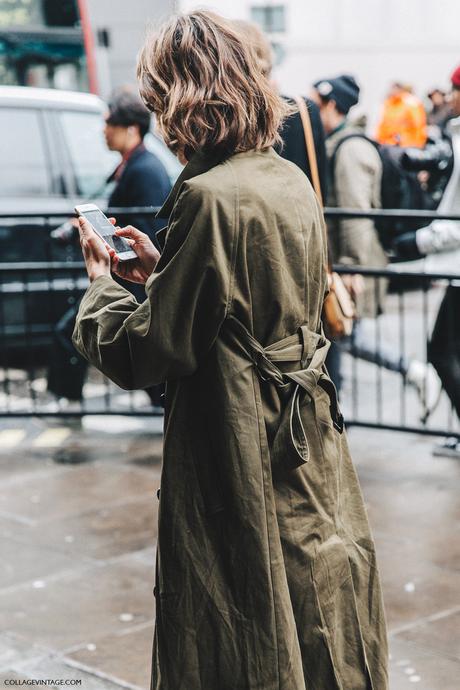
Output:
top-left (157, 488), bottom-right (160, 500)
top-left (153, 586), bottom-right (157, 597)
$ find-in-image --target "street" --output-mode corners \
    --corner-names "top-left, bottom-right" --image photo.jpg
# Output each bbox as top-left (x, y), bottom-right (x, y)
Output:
top-left (0, 1), bottom-right (459, 688)
top-left (0, 419), bottom-right (458, 689)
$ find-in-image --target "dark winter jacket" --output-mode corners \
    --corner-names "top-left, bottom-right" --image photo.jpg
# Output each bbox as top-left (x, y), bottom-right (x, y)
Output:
top-left (107, 144), bottom-right (171, 247)
top-left (277, 96), bottom-right (328, 200)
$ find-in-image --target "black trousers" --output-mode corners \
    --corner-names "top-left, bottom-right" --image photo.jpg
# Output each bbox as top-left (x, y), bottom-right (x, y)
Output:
top-left (325, 340), bottom-right (342, 393)
top-left (427, 285), bottom-right (460, 419)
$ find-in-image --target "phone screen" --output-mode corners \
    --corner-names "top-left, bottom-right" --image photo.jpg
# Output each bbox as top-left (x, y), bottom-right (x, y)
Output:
top-left (82, 209), bottom-right (132, 254)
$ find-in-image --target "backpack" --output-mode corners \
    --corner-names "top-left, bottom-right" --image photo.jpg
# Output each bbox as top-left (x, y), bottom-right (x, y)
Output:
top-left (331, 134), bottom-right (432, 250)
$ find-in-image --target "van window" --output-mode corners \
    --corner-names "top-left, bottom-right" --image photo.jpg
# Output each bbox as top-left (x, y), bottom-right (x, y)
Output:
top-left (0, 108), bottom-right (50, 196)
top-left (59, 110), bottom-right (118, 197)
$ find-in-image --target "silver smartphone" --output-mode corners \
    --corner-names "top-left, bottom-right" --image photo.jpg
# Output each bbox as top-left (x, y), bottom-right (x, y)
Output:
top-left (75, 204), bottom-right (137, 262)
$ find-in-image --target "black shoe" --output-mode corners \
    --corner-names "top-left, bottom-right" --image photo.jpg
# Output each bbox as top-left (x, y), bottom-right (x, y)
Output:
top-left (433, 436), bottom-right (460, 459)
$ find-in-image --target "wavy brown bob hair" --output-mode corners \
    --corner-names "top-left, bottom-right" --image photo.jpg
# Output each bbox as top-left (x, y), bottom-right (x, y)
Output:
top-left (137, 11), bottom-right (291, 158)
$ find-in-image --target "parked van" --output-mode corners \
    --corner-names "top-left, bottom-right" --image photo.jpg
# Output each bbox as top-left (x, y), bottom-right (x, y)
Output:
top-left (0, 86), bottom-right (180, 364)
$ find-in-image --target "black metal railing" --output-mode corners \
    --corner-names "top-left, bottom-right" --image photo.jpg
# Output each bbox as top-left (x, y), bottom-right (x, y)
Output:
top-left (0, 207), bottom-right (458, 439)
top-left (331, 265), bottom-right (459, 438)
top-left (4, 206), bottom-right (459, 220)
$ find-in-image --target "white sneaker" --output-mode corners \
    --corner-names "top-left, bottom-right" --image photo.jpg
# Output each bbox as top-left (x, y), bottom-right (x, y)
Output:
top-left (406, 360), bottom-right (442, 421)
top-left (433, 437), bottom-right (460, 459)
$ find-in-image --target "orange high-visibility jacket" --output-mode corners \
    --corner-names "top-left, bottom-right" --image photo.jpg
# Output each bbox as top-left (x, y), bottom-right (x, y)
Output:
top-left (376, 93), bottom-right (427, 148)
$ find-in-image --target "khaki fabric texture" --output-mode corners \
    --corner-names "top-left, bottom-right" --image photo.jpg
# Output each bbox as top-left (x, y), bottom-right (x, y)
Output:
top-left (73, 147), bottom-right (388, 690)
top-left (326, 124), bottom-right (388, 318)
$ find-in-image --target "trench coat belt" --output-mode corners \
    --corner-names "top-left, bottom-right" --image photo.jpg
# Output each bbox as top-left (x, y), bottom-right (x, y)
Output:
top-left (225, 316), bottom-right (344, 464)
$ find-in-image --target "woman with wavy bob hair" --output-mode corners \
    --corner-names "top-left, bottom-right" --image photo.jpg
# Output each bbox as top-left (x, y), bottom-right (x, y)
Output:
top-left (137, 11), bottom-right (289, 158)
top-left (73, 10), bottom-right (388, 690)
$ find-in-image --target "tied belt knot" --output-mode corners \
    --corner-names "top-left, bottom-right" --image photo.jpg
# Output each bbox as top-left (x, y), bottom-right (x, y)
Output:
top-left (225, 316), bottom-right (344, 469)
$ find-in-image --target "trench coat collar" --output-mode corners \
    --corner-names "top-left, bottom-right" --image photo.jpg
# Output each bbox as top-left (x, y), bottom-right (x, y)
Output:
top-left (156, 149), bottom-right (228, 221)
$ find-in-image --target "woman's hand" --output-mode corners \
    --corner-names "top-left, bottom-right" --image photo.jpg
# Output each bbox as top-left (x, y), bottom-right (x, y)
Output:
top-left (342, 273), bottom-right (365, 298)
top-left (109, 222), bottom-right (161, 285)
top-left (77, 216), bottom-right (112, 282)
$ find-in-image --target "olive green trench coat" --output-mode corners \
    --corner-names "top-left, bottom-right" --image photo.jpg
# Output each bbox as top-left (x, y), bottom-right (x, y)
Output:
top-left (72, 147), bottom-right (388, 690)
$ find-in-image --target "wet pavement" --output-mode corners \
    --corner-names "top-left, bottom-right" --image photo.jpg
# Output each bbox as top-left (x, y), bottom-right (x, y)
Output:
top-left (0, 419), bottom-right (458, 689)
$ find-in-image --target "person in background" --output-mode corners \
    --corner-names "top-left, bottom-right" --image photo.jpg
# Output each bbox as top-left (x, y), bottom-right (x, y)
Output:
top-left (376, 82), bottom-right (427, 148)
top-left (312, 74), bottom-right (440, 415)
top-left (450, 65), bottom-right (460, 120)
top-left (48, 90), bottom-right (171, 408)
top-left (427, 64), bottom-right (460, 459)
top-left (105, 88), bottom-right (171, 256)
top-left (233, 20), bottom-right (338, 378)
top-left (276, 85), bottom-right (327, 199)
top-left (105, 90), bottom-right (172, 407)
top-left (427, 87), bottom-right (454, 131)
top-left (233, 20), bottom-right (327, 198)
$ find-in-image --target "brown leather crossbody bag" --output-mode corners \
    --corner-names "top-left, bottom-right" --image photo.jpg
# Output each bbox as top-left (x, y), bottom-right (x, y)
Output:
top-left (294, 96), bottom-right (355, 339)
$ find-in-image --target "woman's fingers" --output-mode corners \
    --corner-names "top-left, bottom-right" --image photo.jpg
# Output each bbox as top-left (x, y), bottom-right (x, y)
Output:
top-left (78, 217), bottom-right (110, 258)
top-left (114, 225), bottom-right (147, 242)
top-left (110, 254), bottom-right (123, 276)
top-left (114, 264), bottom-right (125, 278)
top-left (78, 216), bottom-right (92, 241)
top-left (79, 217), bottom-right (101, 245)
top-left (108, 217), bottom-right (117, 226)
top-left (110, 250), bottom-right (131, 277)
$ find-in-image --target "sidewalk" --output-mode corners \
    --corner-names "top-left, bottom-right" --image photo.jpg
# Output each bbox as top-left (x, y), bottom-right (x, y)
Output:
top-left (0, 421), bottom-right (458, 689)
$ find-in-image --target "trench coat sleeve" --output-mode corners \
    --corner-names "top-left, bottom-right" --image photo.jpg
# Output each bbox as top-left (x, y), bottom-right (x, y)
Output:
top-left (334, 138), bottom-right (382, 266)
top-left (71, 183), bottom-right (235, 389)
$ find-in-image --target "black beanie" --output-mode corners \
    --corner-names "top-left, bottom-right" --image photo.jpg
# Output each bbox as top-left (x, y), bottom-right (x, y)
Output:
top-left (313, 74), bottom-right (360, 114)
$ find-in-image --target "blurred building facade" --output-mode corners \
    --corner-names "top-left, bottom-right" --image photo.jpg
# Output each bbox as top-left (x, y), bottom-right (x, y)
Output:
top-left (0, 0), bottom-right (173, 96)
top-left (1, 1), bottom-right (457, 123)
top-left (179, 0), bottom-right (460, 129)
top-left (86, 0), bottom-right (173, 97)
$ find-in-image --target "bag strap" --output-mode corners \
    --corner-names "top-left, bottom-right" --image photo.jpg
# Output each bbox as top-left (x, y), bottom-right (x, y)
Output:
top-left (295, 97), bottom-right (336, 281)
top-left (330, 132), bottom-right (380, 172)
top-left (294, 96), bottom-right (323, 206)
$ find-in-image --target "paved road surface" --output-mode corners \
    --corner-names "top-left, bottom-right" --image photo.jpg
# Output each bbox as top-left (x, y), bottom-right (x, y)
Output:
top-left (0, 419), bottom-right (458, 689)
